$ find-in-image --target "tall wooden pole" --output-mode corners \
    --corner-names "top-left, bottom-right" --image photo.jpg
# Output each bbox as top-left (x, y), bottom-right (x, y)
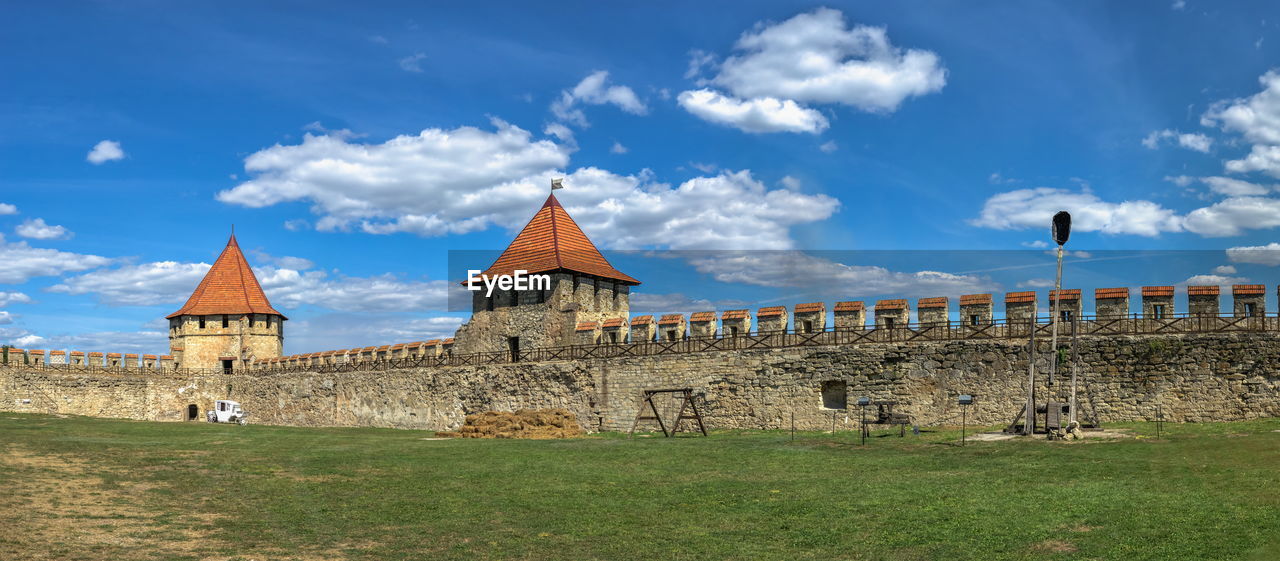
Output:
top-left (1047, 245), bottom-right (1064, 391)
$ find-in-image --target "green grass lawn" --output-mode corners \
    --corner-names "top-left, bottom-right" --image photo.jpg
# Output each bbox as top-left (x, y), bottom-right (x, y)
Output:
top-left (1, 414), bottom-right (1277, 561)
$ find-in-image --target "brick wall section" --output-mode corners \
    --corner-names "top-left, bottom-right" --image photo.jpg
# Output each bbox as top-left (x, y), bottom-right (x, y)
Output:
top-left (688, 312), bottom-right (717, 338)
top-left (1188, 286), bottom-right (1220, 317)
top-left (1095, 288), bottom-right (1130, 318)
top-left (1005, 291), bottom-right (1037, 323)
top-left (756, 306), bottom-right (788, 333)
top-left (793, 303), bottom-right (825, 334)
top-left (1048, 289), bottom-right (1082, 321)
top-left (575, 321), bottom-right (601, 345)
top-left (5, 332), bottom-right (1279, 431)
top-left (833, 301), bottom-right (865, 329)
top-left (657, 314), bottom-right (687, 341)
top-left (959, 294), bottom-right (993, 326)
top-left (630, 315), bottom-right (655, 343)
top-left (601, 318), bottom-right (628, 344)
top-left (1233, 285), bottom-right (1266, 317)
top-left (1142, 286), bottom-right (1175, 318)
top-left (917, 297), bottom-right (948, 326)
top-left (720, 310), bottom-right (750, 337)
top-left (874, 300), bottom-right (908, 328)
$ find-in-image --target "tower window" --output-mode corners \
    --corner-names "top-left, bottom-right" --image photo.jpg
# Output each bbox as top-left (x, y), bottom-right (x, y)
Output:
top-left (222, 316), bottom-right (229, 328)
top-left (485, 296), bottom-right (494, 311)
top-left (1246, 302), bottom-right (1258, 316)
top-left (198, 316), bottom-right (206, 329)
top-left (970, 314), bottom-right (980, 326)
top-left (884, 317), bottom-right (896, 329)
top-left (1153, 304), bottom-right (1166, 319)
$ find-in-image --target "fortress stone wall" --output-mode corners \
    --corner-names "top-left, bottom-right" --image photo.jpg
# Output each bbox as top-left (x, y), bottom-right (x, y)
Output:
top-left (5, 284), bottom-right (1279, 431)
top-left (4, 331), bottom-right (1279, 432)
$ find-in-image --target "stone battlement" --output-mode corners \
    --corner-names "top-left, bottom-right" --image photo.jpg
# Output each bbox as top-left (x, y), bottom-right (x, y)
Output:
top-left (2, 348), bottom-right (174, 370)
top-left (241, 284), bottom-right (1280, 374)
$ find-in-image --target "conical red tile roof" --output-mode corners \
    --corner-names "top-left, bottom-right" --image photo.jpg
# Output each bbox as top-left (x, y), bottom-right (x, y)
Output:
top-left (479, 193), bottom-right (639, 284)
top-left (166, 235), bottom-right (286, 319)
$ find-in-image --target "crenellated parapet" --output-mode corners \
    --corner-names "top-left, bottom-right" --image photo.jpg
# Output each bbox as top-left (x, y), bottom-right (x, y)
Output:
top-left (1142, 286), bottom-right (1175, 318)
top-left (1049, 289), bottom-right (1082, 322)
top-left (1096, 288), bottom-right (1130, 318)
top-left (1233, 284), bottom-right (1265, 317)
top-left (232, 284), bottom-right (1280, 373)
top-left (833, 301), bottom-right (865, 329)
top-left (689, 312), bottom-right (717, 338)
top-left (959, 294), bottom-right (992, 325)
top-left (757, 306), bottom-right (787, 333)
top-left (874, 299), bottom-right (907, 328)
top-left (602, 318), bottom-right (628, 344)
top-left (916, 297), bottom-right (948, 326)
top-left (0, 347), bottom-right (178, 372)
top-left (794, 303), bottom-right (825, 333)
top-left (1005, 291), bottom-right (1036, 323)
top-left (575, 321), bottom-right (601, 345)
top-left (721, 310), bottom-right (750, 336)
top-left (658, 314), bottom-right (687, 341)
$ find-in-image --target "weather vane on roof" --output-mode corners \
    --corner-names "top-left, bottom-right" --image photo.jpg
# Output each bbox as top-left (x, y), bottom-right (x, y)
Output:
top-left (551, 177), bottom-right (564, 191)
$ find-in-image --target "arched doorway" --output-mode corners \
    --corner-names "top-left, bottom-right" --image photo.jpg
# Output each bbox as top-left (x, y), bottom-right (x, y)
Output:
top-left (187, 404), bottom-right (198, 421)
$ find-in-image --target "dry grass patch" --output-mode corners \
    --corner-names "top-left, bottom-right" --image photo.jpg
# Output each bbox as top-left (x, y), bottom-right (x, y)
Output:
top-left (0, 445), bottom-right (219, 560)
top-left (436, 408), bottom-right (584, 439)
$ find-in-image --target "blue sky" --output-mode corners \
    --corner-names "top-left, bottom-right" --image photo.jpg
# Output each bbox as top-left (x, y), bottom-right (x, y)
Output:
top-left (5, 1), bottom-right (1280, 354)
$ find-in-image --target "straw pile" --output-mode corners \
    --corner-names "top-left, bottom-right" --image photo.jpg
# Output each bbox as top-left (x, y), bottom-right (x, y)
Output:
top-left (436, 408), bottom-right (585, 439)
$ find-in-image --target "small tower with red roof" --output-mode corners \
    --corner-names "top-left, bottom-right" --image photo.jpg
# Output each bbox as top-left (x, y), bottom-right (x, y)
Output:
top-left (166, 234), bottom-right (286, 371)
top-left (453, 192), bottom-right (639, 354)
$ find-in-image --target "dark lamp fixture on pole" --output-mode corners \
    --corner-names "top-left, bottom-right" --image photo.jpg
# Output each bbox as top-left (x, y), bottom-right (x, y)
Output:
top-left (1052, 211), bottom-right (1071, 246)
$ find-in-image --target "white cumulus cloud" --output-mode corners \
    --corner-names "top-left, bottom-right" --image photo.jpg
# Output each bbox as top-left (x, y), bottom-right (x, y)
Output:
top-left (1203, 70), bottom-right (1280, 146)
top-left (50, 261), bottom-right (212, 306)
top-left (217, 121), bottom-right (839, 250)
top-left (0, 238), bottom-right (112, 284)
top-left (713, 8), bottom-right (946, 111)
top-left (86, 140), bottom-right (125, 164)
top-left (970, 187), bottom-right (1184, 237)
top-left (15, 218), bottom-right (72, 240)
top-left (0, 291), bottom-right (31, 307)
top-left (677, 89), bottom-right (829, 134)
top-left (0, 203), bottom-right (16, 215)
top-left (49, 258), bottom-right (451, 313)
top-left (1198, 176), bottom-right (1271, 196)
top-left (550, 70), bottom-right (647, 127)
top-left (679, 8), bottom-right (945, 133)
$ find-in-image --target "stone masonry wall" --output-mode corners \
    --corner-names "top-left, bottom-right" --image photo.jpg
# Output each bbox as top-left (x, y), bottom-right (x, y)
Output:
top-left (4, 332), bottom-right (1278, 432)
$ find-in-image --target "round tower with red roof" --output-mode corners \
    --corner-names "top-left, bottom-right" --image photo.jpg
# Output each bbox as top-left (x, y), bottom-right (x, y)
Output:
top-left (166, 234), bottom-right (286, 372)
top-left (452, 192), bottom-right (639, 355)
